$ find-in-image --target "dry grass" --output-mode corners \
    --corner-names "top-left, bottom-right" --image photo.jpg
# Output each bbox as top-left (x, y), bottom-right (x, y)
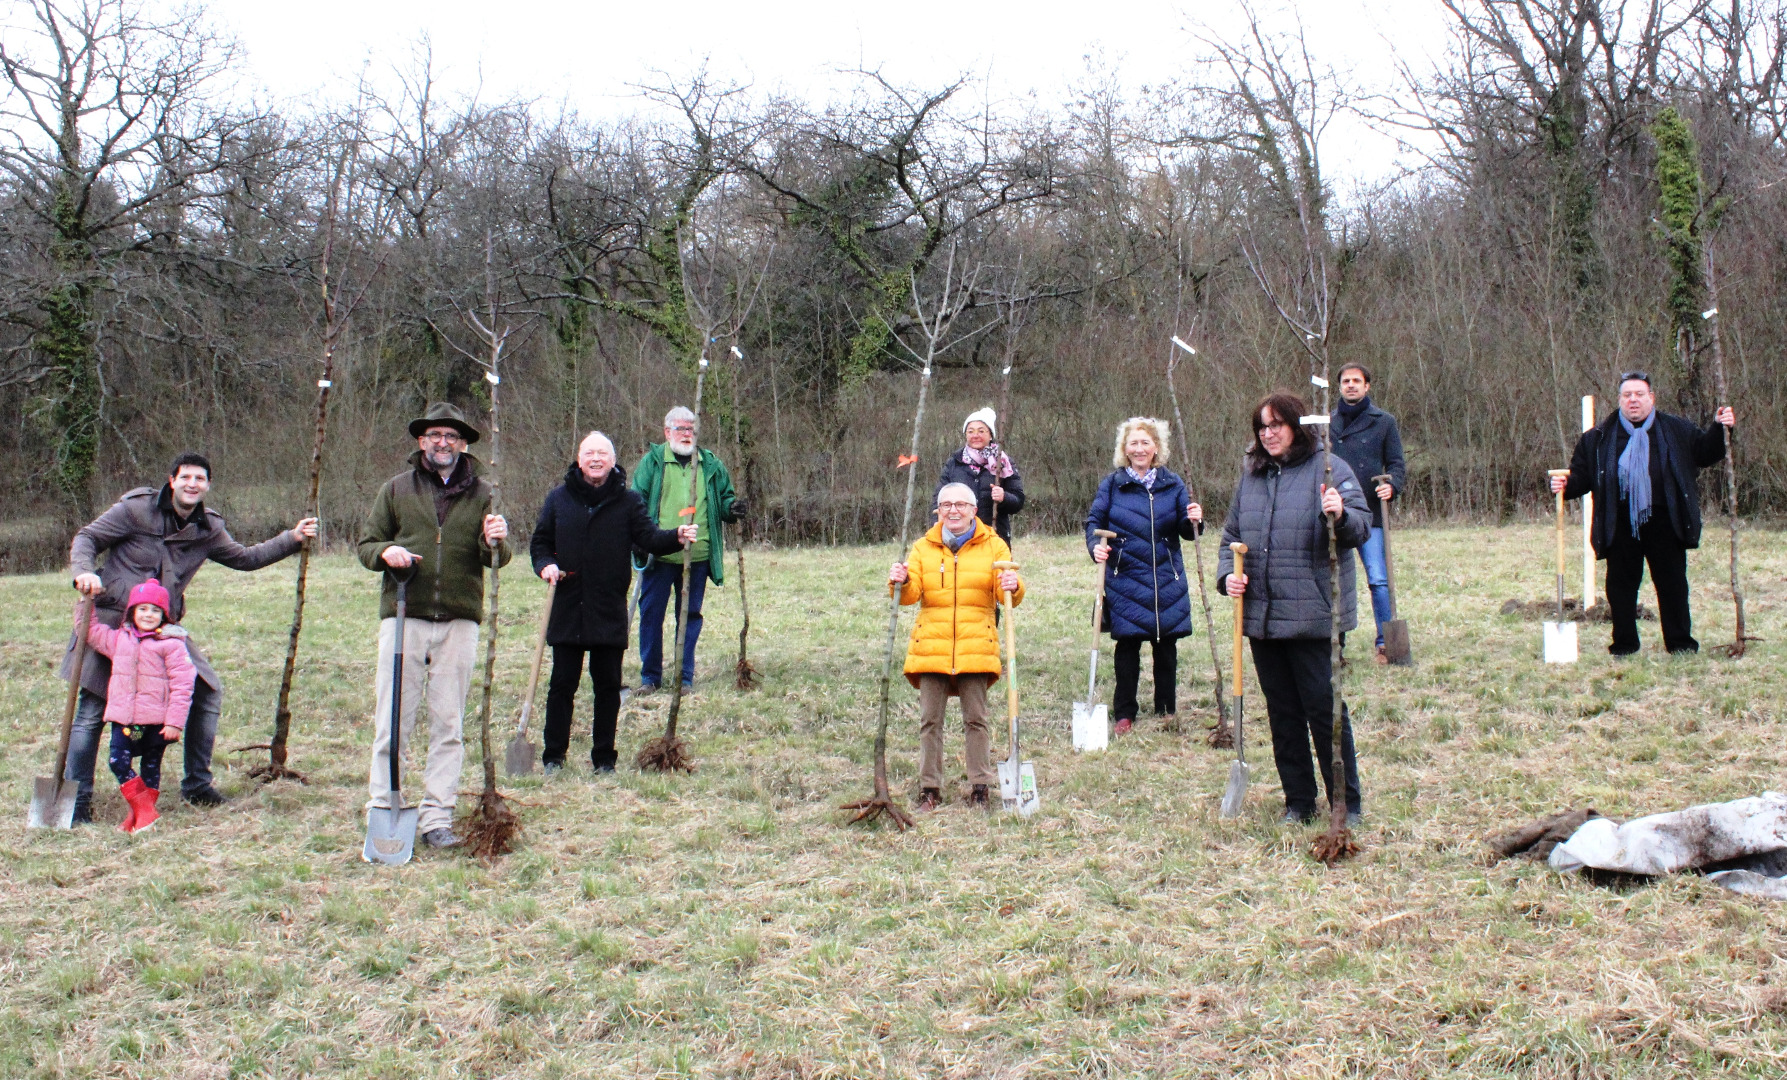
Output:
top-left (2, 525), bottom-right (1786, 1078)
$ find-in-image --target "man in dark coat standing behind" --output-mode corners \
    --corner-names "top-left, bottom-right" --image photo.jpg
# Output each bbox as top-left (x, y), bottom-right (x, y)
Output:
top-left (1552, 372), bottom-right (1734, 655)
top-left (532, 432), bottom-right (694, 773)
top-left (1329, 363), bottom-right (1406, 663)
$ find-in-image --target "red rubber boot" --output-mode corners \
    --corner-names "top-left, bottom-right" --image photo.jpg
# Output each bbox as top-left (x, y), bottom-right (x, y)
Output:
top-left (117, 777), bottom-right (144, 833)
top-left (119, 777), bottom-right (159, 834)
top-left (133, 786), bottom-right (161, 833)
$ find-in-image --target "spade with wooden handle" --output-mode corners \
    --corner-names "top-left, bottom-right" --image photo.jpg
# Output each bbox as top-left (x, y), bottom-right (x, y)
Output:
top-left (1371, 474), bottom-right (1414, 666)
top-left (29, 597), bottom-right (93, 829)
top-left (1219, 543), bottom-right (1250, 818)
top-left (505, 576), bottom-right (559, 776)
top-left (1072, 530), bottom-right (1117, 751)
top-left (993, 560), bottom-right (1038, 816)
top-left (1543, 470), bottom-right (1578, 664)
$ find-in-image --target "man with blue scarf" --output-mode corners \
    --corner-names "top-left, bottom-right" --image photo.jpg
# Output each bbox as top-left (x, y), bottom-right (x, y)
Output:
top-left (1552, 373), bottom-right (1735, 655)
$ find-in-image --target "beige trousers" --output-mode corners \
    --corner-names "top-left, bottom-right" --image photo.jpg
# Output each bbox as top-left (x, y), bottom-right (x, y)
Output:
top-left (917, 673), bottom-right (995, 789)
top-left (366, 616), bottom-right (478, 833)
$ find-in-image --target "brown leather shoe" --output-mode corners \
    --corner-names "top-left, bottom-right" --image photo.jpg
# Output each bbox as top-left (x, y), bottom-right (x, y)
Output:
top-left (1373, 646), bottom-right (1389, 665)
top-left (916, 788), bottom-right (942, 812)
top-left (970, 784), bottom-right (990, 808)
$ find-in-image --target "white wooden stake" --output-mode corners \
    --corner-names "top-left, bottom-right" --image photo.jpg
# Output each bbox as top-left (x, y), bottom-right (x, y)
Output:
top-left (1581, 395), bottom-right (1595, 610)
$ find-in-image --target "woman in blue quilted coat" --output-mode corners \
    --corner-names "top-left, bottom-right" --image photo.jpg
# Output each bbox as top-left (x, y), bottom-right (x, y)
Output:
top-left (1085, 417), bottom-right (1204, 735)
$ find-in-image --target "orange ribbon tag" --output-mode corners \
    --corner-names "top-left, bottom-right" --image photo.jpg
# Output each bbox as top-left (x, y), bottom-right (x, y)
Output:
top-left (678, 507), bottom-right (697, 517)
top-left (897, 454), bottom-right (918, 468)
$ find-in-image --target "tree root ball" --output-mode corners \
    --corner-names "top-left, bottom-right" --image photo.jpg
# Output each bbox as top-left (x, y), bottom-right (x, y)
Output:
top-left (1310, 827), bottom-right (1360, 865)
top-left (735, 658), bottom-right (761, 691)
top-left (839, 796), bottom-right (915, 832)
top-left (636, 735), bottom-right (696, 774)
top-left (246, 762), bottom-right (309, 785)
top-left (460, 792), bottom-right (522, 859)
top-left (1205, 719), bottom-right (1235, 750)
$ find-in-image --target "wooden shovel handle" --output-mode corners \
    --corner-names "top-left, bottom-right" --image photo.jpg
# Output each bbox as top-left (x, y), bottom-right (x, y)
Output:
top-left (54, 597), bottom-right (95, 782)
top-left (1549, 469), bottom-right (1570, 578)
top-left (518, 577), bottom-right (557, 730)
top-left (1229, 543), bottom-right (1247, 698)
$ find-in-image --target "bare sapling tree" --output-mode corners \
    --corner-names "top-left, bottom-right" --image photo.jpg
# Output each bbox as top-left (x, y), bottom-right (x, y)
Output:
top-left (1211, 9), bottom-right (1361, 862)
top-left (1700, 246), bottom-right (1756, 657)
top-left (843, 244), bottom-right (990, 831)
top-left (246, 136), bottom-right (391, 783)
top-left (1166, 325), bottom-right (1229, 743)
top-left (428, 231), bottom-right (535, 856)
top-left (730, 341), bottom-right (761, 690)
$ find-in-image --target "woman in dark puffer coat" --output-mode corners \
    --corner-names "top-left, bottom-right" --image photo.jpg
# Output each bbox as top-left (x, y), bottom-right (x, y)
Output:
top-left (1215, 392), bottom-right (1372, 825)
top-left (936, 407), bottom-right (1026, 547)
top-left (1084, 416), bottom-right (1203, 734)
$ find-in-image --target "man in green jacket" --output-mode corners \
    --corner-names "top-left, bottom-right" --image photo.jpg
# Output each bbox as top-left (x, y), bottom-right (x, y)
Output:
top-left (631, 405), bottom-right (745, 692)
top-left (357, 403), bottom-right (511, 849)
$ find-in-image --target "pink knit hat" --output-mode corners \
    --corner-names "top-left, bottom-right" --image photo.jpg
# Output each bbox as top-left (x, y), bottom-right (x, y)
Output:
top-left (126, 579), bottom-right (172, 617)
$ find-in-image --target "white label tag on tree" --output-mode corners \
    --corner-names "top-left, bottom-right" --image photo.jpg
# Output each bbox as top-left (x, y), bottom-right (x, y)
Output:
top-left (317, 379), bottom-right (332, 388)
top-left (1702, 307), bottom-right (1718, 320)
top-left (1310, 374), bottom-right (1329, 388)
top-left (1299, 415), bottom-right (1330, 425)
top-left (485, 371), bottom-right (500, 384)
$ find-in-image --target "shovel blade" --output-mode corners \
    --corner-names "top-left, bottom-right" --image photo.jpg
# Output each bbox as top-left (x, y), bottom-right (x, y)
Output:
top-left (998, 759), bottom-right (1040, 816)
top-left (27, 776), bottom-right (77, 830)
top-left (1071, 702), bottom-right (1108, 752)
top-left (1219, 760), bottom-right (1250, 819)
top-left (362, 804), bottom-right (419, 866)
top-left (1382, 619), bottom-right (1414, 666)
top-left (504, 734), bottom-right (536, 777)
top-left (1543, 620), bottom-right (1579, 664)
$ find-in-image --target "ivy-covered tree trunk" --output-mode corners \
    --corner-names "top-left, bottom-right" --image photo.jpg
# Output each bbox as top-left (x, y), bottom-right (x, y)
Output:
top-left (44, 187), bottom-right (99, 521)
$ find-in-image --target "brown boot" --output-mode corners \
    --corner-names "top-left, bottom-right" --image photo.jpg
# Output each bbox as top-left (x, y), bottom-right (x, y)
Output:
top-left (916, 788), bottom-right (942, 812)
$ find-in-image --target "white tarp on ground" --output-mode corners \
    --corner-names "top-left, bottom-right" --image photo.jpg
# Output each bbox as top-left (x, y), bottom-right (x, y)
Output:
top-left (1549, 792), bottom-right (1787, 897)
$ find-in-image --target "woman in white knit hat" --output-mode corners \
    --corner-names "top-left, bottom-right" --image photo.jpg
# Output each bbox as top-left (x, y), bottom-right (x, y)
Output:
top-left (935, 407), bottom-right (1027, 546)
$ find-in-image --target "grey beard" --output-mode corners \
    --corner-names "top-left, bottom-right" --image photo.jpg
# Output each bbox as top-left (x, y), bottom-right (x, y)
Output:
top-left (428, 449), bottom-right (461, 476)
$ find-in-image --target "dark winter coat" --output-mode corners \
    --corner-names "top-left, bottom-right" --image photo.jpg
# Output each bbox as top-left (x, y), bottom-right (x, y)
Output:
top-left (1329, 400), bottom-right (1406, 528)
top-left (936, 450), bottom-right (1027, 545)
top-left (1561, 409), bottom-right (1726, 556)
top-left (65, 484), bottom-right (303, 695)
top-left (356, 451), bottom-right (513, 622)
top-left (1084, 468), bottom-right (1200, 640)
top-left (530, 464), bottom-right (684, 648)
top-left (1215, 447), bottom-right (1373, 640)
top-left (630, 443), bottom-right (740, 584)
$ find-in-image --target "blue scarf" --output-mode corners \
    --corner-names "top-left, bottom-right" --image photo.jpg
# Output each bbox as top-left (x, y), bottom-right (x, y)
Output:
top-left (1618, 411), bottom-right (1655, 535)
top-left (941, 518), bottom-right (977, 551)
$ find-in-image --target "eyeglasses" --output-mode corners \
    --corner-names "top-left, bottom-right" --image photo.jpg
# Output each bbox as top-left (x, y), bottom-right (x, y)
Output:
top-left (937, 501), bottom-right (976, 510)
top-left (421, 430), bottom-right (465, 444)
top-left (1255, 419), bottom-right (1292, 432)
top-left (667, 424), bottom-right (696, 434)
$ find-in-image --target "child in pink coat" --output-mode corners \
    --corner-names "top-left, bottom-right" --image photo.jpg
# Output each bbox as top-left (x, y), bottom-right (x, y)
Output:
top-left (85, 579), bottom-right (195, 833)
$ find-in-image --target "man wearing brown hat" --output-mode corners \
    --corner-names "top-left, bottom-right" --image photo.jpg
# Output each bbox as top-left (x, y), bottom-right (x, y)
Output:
top-left (356, 403), bottom-right (511, 848)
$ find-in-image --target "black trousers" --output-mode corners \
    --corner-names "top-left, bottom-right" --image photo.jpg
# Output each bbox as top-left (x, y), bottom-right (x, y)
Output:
top-left (543, 644), bottom-right (625, 768)
top-left (1112, 636), bottom-right (1178, 721)
top-left (1604, 518), bottom-right (1695, 654)
top-left (1249, 637), bottom-right (1361, 817)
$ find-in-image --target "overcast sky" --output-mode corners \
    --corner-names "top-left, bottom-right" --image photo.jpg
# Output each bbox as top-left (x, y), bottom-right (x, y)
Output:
top-left (212, 0), bottom-right (1453, 181)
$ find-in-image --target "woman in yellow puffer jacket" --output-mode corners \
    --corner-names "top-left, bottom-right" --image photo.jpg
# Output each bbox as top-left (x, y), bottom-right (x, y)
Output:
top-left (889, 483), bottom-right (1024, 812)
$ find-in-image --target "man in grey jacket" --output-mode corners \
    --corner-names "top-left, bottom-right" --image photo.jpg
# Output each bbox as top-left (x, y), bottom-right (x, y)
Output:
top-left (67, 452), bottom-right (316, 820)
top-left (1329, 363), bottom-right (1406, 663)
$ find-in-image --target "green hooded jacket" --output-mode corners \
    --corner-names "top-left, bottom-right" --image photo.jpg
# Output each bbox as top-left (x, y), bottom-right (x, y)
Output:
top-left (630, 443), bottom-right (738, 584)
top-left (357, 451), bottom-right (513, 621)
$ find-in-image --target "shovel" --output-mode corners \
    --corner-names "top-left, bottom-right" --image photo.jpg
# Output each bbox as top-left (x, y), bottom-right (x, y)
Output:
top-left (29, 597), bottom-right (94, 829)
top-left (1543, 470), bottom-right (1578, 664)
top-left (993, 560), bottom-right (1038, 816)
top-left (505, 576), bottom-right (559, 776)
top-left (365, 568), bottom-right (420, 865)
top-left (1371, 474), bottom-right (1414, 666)
top-left (1072, 530), bottom-right (1117, 752)
top-left (1219, 543), bottom-right (1250, 818)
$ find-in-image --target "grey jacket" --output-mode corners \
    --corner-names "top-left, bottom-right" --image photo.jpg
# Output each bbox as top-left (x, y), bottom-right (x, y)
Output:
top-left (63, 485), bottom-right (303, 694)
top-left (1215, 449), bottom-right (1373, 640)
top-left (1330, 401), bottom-right (1406, 528)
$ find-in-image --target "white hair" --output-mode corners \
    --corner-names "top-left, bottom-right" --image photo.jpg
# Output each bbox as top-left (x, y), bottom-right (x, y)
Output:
top-left (1112, 416), bottom-right (1171, 468)
top-left (578, 431), bottom-right (615, 456)
top-left (937, 482), bottom-right (977, 506)
top-left (664, 406), bottom-right (696, 427)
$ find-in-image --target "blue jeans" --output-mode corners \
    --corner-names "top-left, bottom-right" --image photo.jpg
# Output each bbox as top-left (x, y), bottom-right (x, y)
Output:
top-left (638, 560), bottom-right (708, 688)
top-left (1354, 527), bottom-right (1394, 648)
top-left (66, 680), bottom-right (222, 810)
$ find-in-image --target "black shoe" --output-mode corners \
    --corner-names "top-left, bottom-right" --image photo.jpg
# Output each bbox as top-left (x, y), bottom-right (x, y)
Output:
top-left (183, 786), bottom-right (229, 808)
top-left (1281, 809), bottom-right (1316, 825)
top-left (592, 763), bottom-right (616, 774)
top-left (970, 784), bottom-right (990, 808)
top-left (70, 802), bottom-right (93, 826)
top-left (542, 762), bottom-right (564, 776)
top-left (420, 828), bottom-right (461, 849)
top-left (1347, 811), bottom-right (1363, 828)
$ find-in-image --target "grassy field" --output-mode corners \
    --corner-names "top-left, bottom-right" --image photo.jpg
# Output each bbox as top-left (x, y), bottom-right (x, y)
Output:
top-left (2, 525), bottom-right (1785, 1078)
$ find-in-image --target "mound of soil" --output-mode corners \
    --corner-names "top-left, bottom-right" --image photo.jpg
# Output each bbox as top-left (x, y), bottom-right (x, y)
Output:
top-left (1499, 598), bottom-right (1653, 622)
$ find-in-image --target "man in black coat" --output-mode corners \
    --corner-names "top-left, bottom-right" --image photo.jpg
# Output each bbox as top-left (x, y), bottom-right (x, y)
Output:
top-left (531, 432), bottom-right (693, 772)
top-left (1551, 372), bottom-right (1735, 655)
top-left (1330, 363), bottom-right (1406, 663)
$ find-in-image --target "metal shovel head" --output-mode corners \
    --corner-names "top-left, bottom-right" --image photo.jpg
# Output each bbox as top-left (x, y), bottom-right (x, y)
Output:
top-left (1543, 620), bottom-right (1579, 664)
top-left (1219, 760), bottom-right (1250, 819)
top-left (504, 733), bottom-right (536, 777)
top-left (1071, 701), bottom-right (1109, 752)
top-left (363, 801), bottom-right (419, 866)
top-left (27, 776), bottom-right (77, 830)
top-left (998, 759), bottom-right (1040, 817)
top-left (1382, 618), bottom-right (1414, 666)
